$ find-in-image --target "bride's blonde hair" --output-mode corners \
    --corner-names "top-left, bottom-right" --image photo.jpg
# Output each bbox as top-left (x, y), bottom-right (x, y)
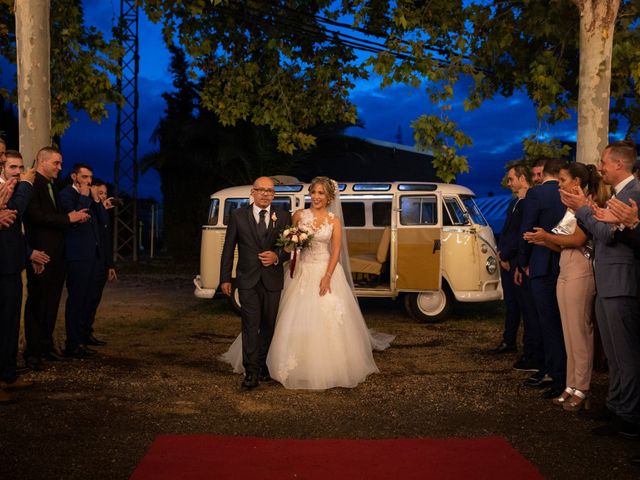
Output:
top-left (309, 176), bottom-right (337, 204)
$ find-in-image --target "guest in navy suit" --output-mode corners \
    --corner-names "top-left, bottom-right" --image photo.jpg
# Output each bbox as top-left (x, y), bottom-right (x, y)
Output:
top-left (23, 147), bottom-right (91, 370)
top-left (85, 179), bottom-right (117, 347)
top-left (59, 164), bottom-right (109, 358)
top-left (493, 163), bottom-right (536, 360)
top-left (518, 158), bottom-right (568, 398)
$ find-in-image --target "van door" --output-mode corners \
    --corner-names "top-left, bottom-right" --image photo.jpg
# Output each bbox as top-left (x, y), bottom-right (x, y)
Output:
top-left (394, 193), bottom-right (442, 291)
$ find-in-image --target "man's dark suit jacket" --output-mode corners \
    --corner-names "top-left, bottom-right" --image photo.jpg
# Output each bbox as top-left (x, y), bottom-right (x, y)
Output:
top-left (220, 205), bottom-right (291, 291)
top-left (58, 186), bottom-right (108, 261)
top-left (0, 181), bottom-right (33, 274)
top-left (498, 197), bottom-right (524, 263)
top-left (23, 172), bottom-right (70, 261)
top-left (518, 180), bottom-right (566, 278)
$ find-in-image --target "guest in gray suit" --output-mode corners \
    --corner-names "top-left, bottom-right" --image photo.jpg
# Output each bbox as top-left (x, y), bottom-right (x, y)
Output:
top-left (561, 139), bottom-right (640, 440)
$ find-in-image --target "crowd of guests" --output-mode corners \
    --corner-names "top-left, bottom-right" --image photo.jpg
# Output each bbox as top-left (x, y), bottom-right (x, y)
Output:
top-left (0, 141), bottom-right (116, 404)
top-left (492, 139), bottom-right (640, 462)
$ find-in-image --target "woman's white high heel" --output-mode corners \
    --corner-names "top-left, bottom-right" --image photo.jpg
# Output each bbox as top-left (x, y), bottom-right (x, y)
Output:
top-left (563, 389), bottom-right (590, 412)
top-left (552, 387), bottom-right (575, 406)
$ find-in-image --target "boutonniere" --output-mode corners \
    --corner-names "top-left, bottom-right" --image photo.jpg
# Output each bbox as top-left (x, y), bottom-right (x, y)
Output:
top-left (271, 212), bottom-right (277, 228)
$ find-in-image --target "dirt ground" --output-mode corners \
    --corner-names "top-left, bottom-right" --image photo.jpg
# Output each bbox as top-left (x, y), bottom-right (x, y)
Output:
top-left (0, 269), bottom-right (638, 479)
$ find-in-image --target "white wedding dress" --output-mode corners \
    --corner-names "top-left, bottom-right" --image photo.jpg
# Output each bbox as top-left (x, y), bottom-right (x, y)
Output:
top-left (220, 209), bottom-right (394, 390)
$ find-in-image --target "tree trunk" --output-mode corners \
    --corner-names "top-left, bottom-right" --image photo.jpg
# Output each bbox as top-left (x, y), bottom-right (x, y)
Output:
top-left (15, 0), bottom-right (51, 167)
top-left (574, 0), bottom-right (620, 165)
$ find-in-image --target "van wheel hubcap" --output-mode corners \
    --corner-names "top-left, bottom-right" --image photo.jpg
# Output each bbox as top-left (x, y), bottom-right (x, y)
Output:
top-left (417, 291), bottom-right (446, 315)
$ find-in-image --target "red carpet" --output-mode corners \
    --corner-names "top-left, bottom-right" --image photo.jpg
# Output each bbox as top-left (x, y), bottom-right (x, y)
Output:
top-left (130, 435), bottom-right (542, 479)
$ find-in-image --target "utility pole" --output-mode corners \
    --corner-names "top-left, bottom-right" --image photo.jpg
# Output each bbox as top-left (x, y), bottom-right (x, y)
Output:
top-left (114, 0), bottom-right (140, 261)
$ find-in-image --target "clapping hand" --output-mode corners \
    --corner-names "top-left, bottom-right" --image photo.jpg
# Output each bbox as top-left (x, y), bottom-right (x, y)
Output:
top-left (523, 227), bottom-right (548, 246)
top-left (0, 177), bottom-right (16, 208)
top-left (0, 208), bottom-right (17, 229)
top-left (68, 208), bottom-right (91, 223)
top-left (600, 198), bottom-right (639, 229)
top-left (559, 185), bottom-right (590, 210)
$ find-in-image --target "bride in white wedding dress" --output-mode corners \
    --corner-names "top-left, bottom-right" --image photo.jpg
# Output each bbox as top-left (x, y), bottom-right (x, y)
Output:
top-left (220, 176), bottom-right (394, 390)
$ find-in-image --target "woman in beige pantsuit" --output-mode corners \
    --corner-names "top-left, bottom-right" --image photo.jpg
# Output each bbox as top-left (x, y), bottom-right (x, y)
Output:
top-left (524, 162), bottom-right (607, 411)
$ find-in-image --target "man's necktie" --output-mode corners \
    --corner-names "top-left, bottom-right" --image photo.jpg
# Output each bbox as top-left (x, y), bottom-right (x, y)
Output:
top-left (258, 209), bottom-right (267, 237)
top-left (47, 182), bottom-right (56, 207)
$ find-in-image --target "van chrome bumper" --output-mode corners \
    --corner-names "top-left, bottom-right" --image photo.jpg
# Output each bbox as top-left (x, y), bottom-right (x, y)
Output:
top-left (453, 280), bottom-right (503, 302)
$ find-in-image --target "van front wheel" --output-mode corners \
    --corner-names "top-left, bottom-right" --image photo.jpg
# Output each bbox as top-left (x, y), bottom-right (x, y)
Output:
top-left (227, 281), bottom-right (242, 315)
top-left (404, 287), bottom-right (453, 323)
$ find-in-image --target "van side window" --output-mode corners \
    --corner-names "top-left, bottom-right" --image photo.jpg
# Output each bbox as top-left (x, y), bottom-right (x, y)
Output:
top-left (400, 196), bottom-right (438, 225)
top-left (208, 199), bottom-right (220, 225)
top-left (372, 201), bottom-right (392, 226)
top-left (443, 197), bottom-right (468, 226)
top-left (271, 197), bottom-right (292, 212)
top-left (342, 202), bottom-right (366, 227)
top-left (223, 198), bottom-right (250, 225)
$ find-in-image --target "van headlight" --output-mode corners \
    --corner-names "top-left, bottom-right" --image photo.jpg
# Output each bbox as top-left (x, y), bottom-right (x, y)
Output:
top-left (486, 256), bottom-right (498, 275)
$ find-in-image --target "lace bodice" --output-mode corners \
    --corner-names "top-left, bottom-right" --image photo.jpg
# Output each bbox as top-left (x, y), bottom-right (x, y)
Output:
top-left (298, 209), bottom-right (334, 264)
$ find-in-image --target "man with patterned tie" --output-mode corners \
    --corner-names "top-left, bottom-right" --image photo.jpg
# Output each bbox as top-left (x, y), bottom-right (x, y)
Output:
top-left (219, 176), bottom-right (291, 390)
top-left (22, 147), bottom-right (90, 371)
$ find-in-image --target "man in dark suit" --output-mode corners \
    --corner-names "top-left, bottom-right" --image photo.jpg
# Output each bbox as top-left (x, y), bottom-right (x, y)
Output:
top-left (23, 147), bottom-right (90, 370)
top-left (0, 162), bottom-right (33, 401)
top-left (518, 158), bottom-right (568, 398)
top-left (85, 179), bottom-right (116, 347)
top-left (220, 176), bottom-right (291, 390)
top-left (493, 163), bottom-right (527, 353)
top-left (562, 140), bottom-right (640, 439)
top-left (59, 164), bottom-right (109, 358)
top-left (494, 163), bottom-right (544, 371)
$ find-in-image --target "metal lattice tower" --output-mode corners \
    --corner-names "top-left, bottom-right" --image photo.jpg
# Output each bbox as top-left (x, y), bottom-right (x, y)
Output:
top-left (114, 0), bottom-right (139, 262)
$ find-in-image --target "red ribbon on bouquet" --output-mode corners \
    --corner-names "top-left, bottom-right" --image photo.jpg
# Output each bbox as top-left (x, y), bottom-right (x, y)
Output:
top-left (289, 248), bottom-right (298, 278)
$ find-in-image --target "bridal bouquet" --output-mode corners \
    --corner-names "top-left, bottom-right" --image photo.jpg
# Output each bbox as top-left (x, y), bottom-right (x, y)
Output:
top-left (276, 226), bottom-right (313, 277)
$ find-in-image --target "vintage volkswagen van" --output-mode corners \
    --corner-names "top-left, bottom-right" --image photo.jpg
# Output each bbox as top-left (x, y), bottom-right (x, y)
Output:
top-left (194, 180), bottom-right (502, 322)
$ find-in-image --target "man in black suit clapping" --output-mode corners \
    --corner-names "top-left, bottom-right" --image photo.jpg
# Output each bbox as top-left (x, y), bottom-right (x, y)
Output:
top-left (23, 147), bottom-right (90, 370)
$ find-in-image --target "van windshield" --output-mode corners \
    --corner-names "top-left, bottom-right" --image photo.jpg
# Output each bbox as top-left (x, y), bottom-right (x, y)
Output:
top-left (460, 195), bottom-right (488, 226)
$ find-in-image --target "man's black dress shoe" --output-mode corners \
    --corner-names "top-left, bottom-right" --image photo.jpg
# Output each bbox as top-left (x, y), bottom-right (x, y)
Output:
top-left (25, 356), bottom-right (44, 371)
top-left (259, 367), bottom-right (273, 383)
top-left (542, 386), bottom-right (564, 399)
top-left (523, 372), bottom-right (553, 389)
top-left (618, 420), bottom-right (640, 440)
top-left (592, 420), bottom-right (620, 437)
top-left (86, 335), bottom-right (107, 346)
top-left (630, 454), bottom-right (640, 466)
top-left (241, 374), bottom-right (259, 390)
top-left (80, 345), bottom-right (98, 355)
top-left (15, 366), bottom-right (31, 376)
top-left (64, 347), bottom-right (89, 359)
top-left (512, 355), bottom-right (540, 372)
top-left (490, 342), bottom-right (517, 354)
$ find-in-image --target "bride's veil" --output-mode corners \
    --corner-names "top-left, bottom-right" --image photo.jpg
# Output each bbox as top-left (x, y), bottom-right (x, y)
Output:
top-left (327, 180), bottom-right (356, 294)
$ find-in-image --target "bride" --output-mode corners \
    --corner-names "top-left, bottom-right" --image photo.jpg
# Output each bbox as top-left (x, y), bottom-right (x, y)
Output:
top-left (220, 176), bottom-right (394, 390)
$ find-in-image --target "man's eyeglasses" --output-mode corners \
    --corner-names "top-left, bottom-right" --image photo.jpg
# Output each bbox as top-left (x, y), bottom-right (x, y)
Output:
top-left (253, 188), bottom-right (275, 196)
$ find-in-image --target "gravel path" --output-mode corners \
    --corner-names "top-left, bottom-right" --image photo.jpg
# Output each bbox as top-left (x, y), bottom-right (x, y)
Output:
top-left (0, 273), bottom-right (637, 479)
